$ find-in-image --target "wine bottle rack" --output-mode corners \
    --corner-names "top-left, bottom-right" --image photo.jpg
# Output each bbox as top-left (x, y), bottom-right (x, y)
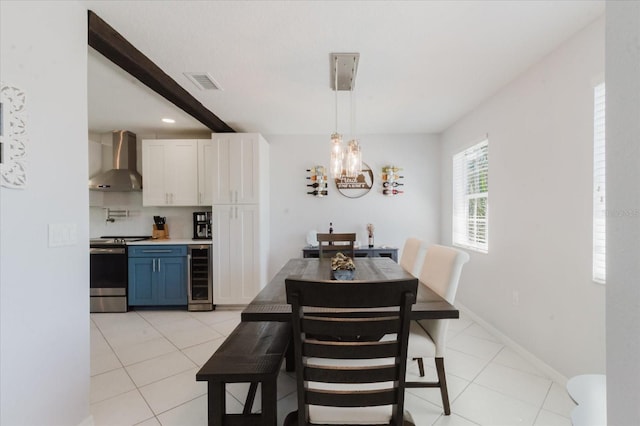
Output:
top-left (306, 165), bottom-right (328, 197)
top-left (381, 166), bottom-right (404, 196)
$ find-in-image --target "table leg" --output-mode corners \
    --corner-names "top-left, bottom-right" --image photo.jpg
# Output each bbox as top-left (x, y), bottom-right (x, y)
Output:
top-left (285, 332), bottom-right (295, 372)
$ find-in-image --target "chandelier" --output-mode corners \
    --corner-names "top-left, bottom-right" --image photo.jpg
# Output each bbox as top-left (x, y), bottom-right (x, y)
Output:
top-left (330, 53), bottom-right (362, 178)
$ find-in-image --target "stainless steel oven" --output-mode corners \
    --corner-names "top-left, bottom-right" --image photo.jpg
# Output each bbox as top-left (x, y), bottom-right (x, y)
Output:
top-left (90, 236), bottom-right (150, 313)
top-left (90, 245), bottom-right (127, 313)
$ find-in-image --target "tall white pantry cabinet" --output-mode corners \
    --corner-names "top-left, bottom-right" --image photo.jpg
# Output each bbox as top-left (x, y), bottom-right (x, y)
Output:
top-left (211, 133), bottom-right (269, 305)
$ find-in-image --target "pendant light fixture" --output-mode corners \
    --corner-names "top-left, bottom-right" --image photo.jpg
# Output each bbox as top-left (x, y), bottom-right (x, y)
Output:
top-left (330, 55), bottom-right (344, 178)
top-left (330, 53), bottom-right (361, 178)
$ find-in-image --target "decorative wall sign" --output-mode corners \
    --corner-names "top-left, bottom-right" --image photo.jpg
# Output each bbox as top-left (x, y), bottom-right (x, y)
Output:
top-left (0, 83), bottom-right (28, 189)
top-left (335, 162), bottom-right (374, 198)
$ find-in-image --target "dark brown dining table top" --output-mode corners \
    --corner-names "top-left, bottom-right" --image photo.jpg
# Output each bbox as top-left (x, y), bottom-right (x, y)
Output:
top-left (241, 257), bottom-right (459, 322)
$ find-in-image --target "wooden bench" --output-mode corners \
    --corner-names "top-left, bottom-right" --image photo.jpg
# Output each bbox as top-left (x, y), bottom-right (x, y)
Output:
top-left (196, 321), bottom-right (290, 426)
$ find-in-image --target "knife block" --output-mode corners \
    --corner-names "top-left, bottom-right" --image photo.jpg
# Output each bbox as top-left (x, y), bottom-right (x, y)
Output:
top-left (152, 224), bottom-right (169, 240)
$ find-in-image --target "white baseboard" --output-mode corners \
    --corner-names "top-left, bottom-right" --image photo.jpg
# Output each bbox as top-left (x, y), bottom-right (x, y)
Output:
top-left (77, 414), bottom-right (94, 426)
top-left (456, 302), bottom-right (569, 385)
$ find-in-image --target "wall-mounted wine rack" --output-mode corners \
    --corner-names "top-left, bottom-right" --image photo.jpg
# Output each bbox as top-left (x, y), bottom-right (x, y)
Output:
top-left (381, 166), bottom-right (404, 196)
top-left (306, 165), bottom-right (328, 197)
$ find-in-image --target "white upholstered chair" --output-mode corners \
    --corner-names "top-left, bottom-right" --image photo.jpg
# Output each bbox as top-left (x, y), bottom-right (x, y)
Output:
top-left (399, 237), bottom-right (428, 277)
top-left (406, 244), bottom-right (470, 415)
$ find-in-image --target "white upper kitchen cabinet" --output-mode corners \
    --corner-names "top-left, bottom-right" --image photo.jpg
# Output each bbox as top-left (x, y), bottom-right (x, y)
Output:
top-left (211, 133), bottom-right (268, 204)
top-left (197, 139), bottom-right (213, 206)
top-left (142, 139), bottom-right (199, 206)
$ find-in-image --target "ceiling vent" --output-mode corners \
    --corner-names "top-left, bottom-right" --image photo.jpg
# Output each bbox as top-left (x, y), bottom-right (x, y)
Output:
top-left (184, 72), bottom-right (222, 91)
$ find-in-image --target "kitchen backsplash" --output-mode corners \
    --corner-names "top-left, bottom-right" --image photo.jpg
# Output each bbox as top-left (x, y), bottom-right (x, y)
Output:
top-left (89, 191), bottom-right (211, 239)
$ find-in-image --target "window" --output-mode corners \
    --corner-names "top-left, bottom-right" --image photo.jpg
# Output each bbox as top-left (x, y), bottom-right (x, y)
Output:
top-left (593, 83), bottom-right (606, 284)
top-left (453, 139), bottom-right (489, 253)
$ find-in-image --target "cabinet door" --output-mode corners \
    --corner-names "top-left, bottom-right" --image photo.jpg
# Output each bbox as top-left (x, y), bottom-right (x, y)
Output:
top-left (211, 134), bottom-right (259, 204)
top-left (212, 205), bottom-right (234, 304)
top-left (165, 140), bottom-right (198, 206)
top-left (197, 139), bottom-right (213, 205)
top-left (157, 257), bottom-right (187, 305)
top-left (142, 141), bottom-right (168, 206)
top-left (212, 205), bottom-right (260, 305)
top-left (233, 204), bottom-right (260, 303)
top-left (128, 257), bottom-right (156, 305)
top-left (233, 136), bottom-right (259, 204)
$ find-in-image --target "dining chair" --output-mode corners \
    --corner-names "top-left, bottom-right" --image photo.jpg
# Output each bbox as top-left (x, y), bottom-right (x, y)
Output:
top-left (284, 277), bottom-right (418, 426)
top-left (406, 244), bottom-right (470, 415)
top-left (316, 232), bottom-right (356, 259)
top-left (399, 237), bottom-right (428, 277)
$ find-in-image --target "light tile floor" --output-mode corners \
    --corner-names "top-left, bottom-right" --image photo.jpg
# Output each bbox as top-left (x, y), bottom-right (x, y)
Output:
top-left (90, 308), bottom-right (576, 426)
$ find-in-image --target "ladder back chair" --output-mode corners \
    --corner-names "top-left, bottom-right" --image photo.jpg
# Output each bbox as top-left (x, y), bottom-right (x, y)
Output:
top-left (406, 244), bottom-right (470, 415)
top-left (316, 232), bottom-right (356, 259)
top-left (284, 277), bottom-right (418, 426)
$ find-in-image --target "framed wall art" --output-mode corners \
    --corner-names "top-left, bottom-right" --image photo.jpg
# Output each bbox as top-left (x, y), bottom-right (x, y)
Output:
top-left (0, 82), bottom-right (27, 189)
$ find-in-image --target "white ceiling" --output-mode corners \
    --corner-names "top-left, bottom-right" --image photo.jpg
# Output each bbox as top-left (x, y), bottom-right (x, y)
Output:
top-left (84, 0), bottom-right (604, 136)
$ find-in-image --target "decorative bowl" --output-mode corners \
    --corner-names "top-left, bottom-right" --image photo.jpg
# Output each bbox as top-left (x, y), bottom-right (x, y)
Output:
top-left (332, 269), bottom-right (355, 281)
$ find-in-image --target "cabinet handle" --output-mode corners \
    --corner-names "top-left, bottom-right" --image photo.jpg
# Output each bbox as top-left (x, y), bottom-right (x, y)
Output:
top-left (165, 193), bottom-right (168, 204)
top-left (187, 254), bottom-right (192, 301)
top-left (152, 258), bottom-right (156, 272)
top-left (198, 192), bottom-right (202, 204)
top-left (229, 190), bottom-right (233, 202)
top-left (143, 249), bottom-right (173, 253)
top-left (235, 190), bottom-right (238, 203)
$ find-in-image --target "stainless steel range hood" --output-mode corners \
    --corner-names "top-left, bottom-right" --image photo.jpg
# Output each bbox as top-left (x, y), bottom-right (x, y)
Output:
top-left (89, 130), bottom-right (142, 191)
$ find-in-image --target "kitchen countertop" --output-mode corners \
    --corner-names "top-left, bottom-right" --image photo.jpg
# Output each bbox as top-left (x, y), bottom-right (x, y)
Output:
top-left (127, 239), bottom-right (212, 245)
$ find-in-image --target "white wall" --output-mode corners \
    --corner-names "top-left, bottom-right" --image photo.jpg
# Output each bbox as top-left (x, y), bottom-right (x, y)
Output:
top-left (605, 2), bottom-right (640, 424)
top-left (0, 2), bottom-right (90, 425)
top-left (439, 16), bottom-right (606, 379)
top-left (265, 133), bottom-right (440, 278)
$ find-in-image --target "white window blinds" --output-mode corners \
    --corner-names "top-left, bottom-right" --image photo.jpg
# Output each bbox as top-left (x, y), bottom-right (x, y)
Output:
top-left (593, 83), bottom-right (606, 284)
top-left (453, 139), bottom-right (489, 253)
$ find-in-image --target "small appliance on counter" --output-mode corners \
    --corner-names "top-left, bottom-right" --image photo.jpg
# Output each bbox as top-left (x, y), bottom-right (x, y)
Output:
top-left (153, 216), bottom-right (169, 239)
top-left (193, 211), bottom-right (212, 240)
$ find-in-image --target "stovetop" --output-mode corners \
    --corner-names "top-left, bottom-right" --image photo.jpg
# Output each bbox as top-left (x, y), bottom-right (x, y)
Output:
top-left (90, 236), bottom-right (152, 246)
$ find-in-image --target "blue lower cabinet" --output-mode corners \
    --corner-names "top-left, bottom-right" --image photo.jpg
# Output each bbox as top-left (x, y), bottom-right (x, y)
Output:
top-left (129, 258), bottom-right (155, 305)
top-left (128, 245), bottom-right (188, 307)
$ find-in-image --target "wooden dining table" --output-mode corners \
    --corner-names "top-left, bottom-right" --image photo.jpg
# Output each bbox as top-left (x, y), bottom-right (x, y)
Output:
top-left (241, 257), bottom-right (459, 322)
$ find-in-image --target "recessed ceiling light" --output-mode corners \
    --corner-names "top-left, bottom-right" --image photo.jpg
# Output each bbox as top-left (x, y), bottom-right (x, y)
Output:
top-left (162, 118), bottom-right (175, 124)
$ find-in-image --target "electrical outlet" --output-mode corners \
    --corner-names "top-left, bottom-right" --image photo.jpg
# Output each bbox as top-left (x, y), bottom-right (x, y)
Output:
top-left (512, 290), bottom-right (520, 306)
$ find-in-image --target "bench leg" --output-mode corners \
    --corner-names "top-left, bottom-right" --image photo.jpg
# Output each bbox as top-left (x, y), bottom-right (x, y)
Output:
top-left (262, 378), bottom-right (277, 425)
top-left (243, 382), bottom-right (259, 415)
top-left (209, 381), bottom-right (225, 426)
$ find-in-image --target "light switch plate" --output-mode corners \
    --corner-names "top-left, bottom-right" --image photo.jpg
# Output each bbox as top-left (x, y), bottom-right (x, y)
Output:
top-left (48, 223), bottom-right (78, 247)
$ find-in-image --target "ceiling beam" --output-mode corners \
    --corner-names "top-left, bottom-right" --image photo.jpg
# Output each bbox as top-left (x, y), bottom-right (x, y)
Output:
top-left (88, 10), bottom-right (235, 133)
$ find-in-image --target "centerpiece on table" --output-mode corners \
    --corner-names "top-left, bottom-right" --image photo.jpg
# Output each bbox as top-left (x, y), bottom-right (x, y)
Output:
top-left (331, 252), bottom-right (356, 280)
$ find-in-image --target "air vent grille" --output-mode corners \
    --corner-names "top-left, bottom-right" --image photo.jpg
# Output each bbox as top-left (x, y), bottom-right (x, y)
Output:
top-left (184, 72), bottom-right (222, 91)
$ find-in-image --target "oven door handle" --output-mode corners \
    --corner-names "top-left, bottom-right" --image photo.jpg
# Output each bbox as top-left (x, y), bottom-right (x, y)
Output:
top-left (90, 247), bottom-right (126, 255)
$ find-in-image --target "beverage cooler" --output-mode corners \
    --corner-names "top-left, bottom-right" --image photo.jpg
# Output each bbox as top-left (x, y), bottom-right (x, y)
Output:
top-left (187, 244), bottom-right (214, 311)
